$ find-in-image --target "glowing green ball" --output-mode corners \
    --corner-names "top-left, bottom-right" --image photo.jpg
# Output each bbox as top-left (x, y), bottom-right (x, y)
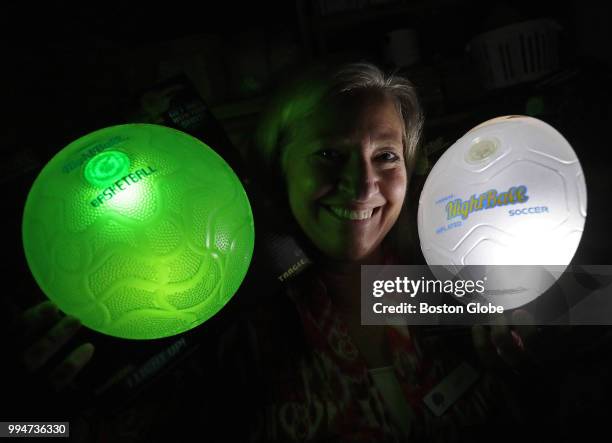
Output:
top-left (22, 124), bottom-right (254, 340)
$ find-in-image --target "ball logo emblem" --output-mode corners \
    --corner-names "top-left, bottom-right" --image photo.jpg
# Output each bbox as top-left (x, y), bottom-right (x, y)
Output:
top-left (466, 138), bottom-right (499, 163)
top-left (84, 150), bottom-right (131, 187)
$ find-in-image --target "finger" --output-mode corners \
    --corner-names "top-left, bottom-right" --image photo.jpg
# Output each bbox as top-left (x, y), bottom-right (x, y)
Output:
top-left (49, 343), bottom-right (95, 392)
top-left (490, 323), bottom-right (523, 370)
top-left (21, 301), bottom-right (62, 342)
top-left (512, 309), bottom-right (537, 351)
top-left (22, 315), bottom-right (82, 373)
top-left (471, 325), bottom-right (497, 369)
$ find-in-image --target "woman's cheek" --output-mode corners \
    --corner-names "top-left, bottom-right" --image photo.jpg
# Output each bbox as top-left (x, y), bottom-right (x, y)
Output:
top-left (382, 168), bottom-right (408, 203)
top-left (287, 167), bottom-right (327, 221)
top-left (298, 165), bottom-right (335, 201)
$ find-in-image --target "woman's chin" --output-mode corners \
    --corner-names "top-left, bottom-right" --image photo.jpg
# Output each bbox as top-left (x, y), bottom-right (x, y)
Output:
top-left (320, 243), bottom-right (382, 265)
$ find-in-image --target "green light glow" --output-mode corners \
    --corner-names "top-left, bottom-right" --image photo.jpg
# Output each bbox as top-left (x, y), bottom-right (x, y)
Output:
top-left (84, 150), bottom-right (131, 187)
top-left (109, 179), bottom-right (147, 210)
top-left (22, 124), bottom-right (254, 340)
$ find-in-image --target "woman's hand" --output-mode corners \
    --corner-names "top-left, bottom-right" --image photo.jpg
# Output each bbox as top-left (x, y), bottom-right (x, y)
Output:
top-left (19, 301), bottom-right (95, 392)
top-left (471, 310), bottom-right (570, 376)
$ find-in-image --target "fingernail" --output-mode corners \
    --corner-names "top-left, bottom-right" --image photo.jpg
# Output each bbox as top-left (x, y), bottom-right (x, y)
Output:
top-left (77, 343), bottom-right (95, 359)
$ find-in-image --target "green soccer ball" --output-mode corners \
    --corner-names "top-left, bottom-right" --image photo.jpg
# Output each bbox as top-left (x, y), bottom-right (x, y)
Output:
top-left (22, 124), bottom-right (254, 340)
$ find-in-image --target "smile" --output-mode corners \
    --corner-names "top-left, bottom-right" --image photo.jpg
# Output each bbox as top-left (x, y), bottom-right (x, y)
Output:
top-left (324, 205), bottom-right (382, 221)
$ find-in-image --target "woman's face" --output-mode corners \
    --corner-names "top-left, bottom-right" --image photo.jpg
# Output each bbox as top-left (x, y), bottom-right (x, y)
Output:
top-left (284, 91), bottom-right (407, 262)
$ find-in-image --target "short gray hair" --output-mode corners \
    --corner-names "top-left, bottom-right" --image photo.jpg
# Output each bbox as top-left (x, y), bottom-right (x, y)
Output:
top-left (328, 62), bottom-right (424, 176)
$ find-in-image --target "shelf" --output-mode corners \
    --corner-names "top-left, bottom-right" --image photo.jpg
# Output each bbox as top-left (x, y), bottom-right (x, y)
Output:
top-left (316, 0), bottom-right (459, 31)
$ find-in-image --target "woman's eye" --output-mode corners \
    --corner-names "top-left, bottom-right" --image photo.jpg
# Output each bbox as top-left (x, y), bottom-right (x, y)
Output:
top-left (316, 149), bottom-right (341, 160)
top-left (377, 151), bottom-right (400, 162)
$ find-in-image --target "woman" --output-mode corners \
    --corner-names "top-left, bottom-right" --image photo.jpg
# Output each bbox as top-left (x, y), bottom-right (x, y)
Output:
top-left (13, 62), bottom-right (538, 442)
top-left (214, 62), bottom-right (528, 442)
top-left (246, 61), bottom-right (424, 373)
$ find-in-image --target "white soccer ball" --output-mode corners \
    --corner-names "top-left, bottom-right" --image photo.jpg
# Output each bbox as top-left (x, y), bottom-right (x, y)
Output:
top-left (417, 116), bottom-right (587, 310)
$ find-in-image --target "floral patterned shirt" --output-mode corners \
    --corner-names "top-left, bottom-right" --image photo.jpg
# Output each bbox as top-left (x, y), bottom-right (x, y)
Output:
top-left (212, 265), bottom-right (521, 443)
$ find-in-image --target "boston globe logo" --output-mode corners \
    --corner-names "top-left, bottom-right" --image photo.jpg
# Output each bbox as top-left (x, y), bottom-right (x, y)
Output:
top-left (418, 116), bottom-right (587, 310)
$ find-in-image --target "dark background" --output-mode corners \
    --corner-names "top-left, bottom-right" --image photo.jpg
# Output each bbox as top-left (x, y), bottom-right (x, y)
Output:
top-left (2, 0), bottom-right (611, 439)
top-left (3, 0), bottom-right (611, 299)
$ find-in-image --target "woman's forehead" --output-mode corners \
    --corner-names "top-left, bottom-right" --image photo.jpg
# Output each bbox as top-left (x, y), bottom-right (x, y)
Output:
top-left (300, 93), bottom-right (404, 142)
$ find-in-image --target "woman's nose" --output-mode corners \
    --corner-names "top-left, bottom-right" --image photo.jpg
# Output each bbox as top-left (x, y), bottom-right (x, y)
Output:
top-left (337, 156), bottom-right (379, 202)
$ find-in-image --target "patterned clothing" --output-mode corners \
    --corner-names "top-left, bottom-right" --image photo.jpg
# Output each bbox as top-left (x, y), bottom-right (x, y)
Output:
top-left (213, 266), bottom-right (522, 443)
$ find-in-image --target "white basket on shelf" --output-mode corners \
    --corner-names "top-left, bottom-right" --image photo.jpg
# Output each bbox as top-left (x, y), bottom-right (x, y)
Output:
top-left (467, 19), bottom-right (562, 90)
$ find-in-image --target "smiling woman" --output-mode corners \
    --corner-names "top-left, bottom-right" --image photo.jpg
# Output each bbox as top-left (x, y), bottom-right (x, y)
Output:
top-left (250, 62), bottom-right (424, 268)
top-left (216, 62), bottom-right (532, 443)
top-left (220, 63), bottom-right (439, 442)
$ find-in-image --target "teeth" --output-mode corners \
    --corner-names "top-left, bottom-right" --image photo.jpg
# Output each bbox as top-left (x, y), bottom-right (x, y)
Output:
top-left (329, 206), bottom-right (374, 220)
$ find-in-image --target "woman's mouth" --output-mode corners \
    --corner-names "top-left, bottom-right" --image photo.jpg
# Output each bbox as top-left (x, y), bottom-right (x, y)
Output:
top-left (322, 205), bottom-right (382, 222)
